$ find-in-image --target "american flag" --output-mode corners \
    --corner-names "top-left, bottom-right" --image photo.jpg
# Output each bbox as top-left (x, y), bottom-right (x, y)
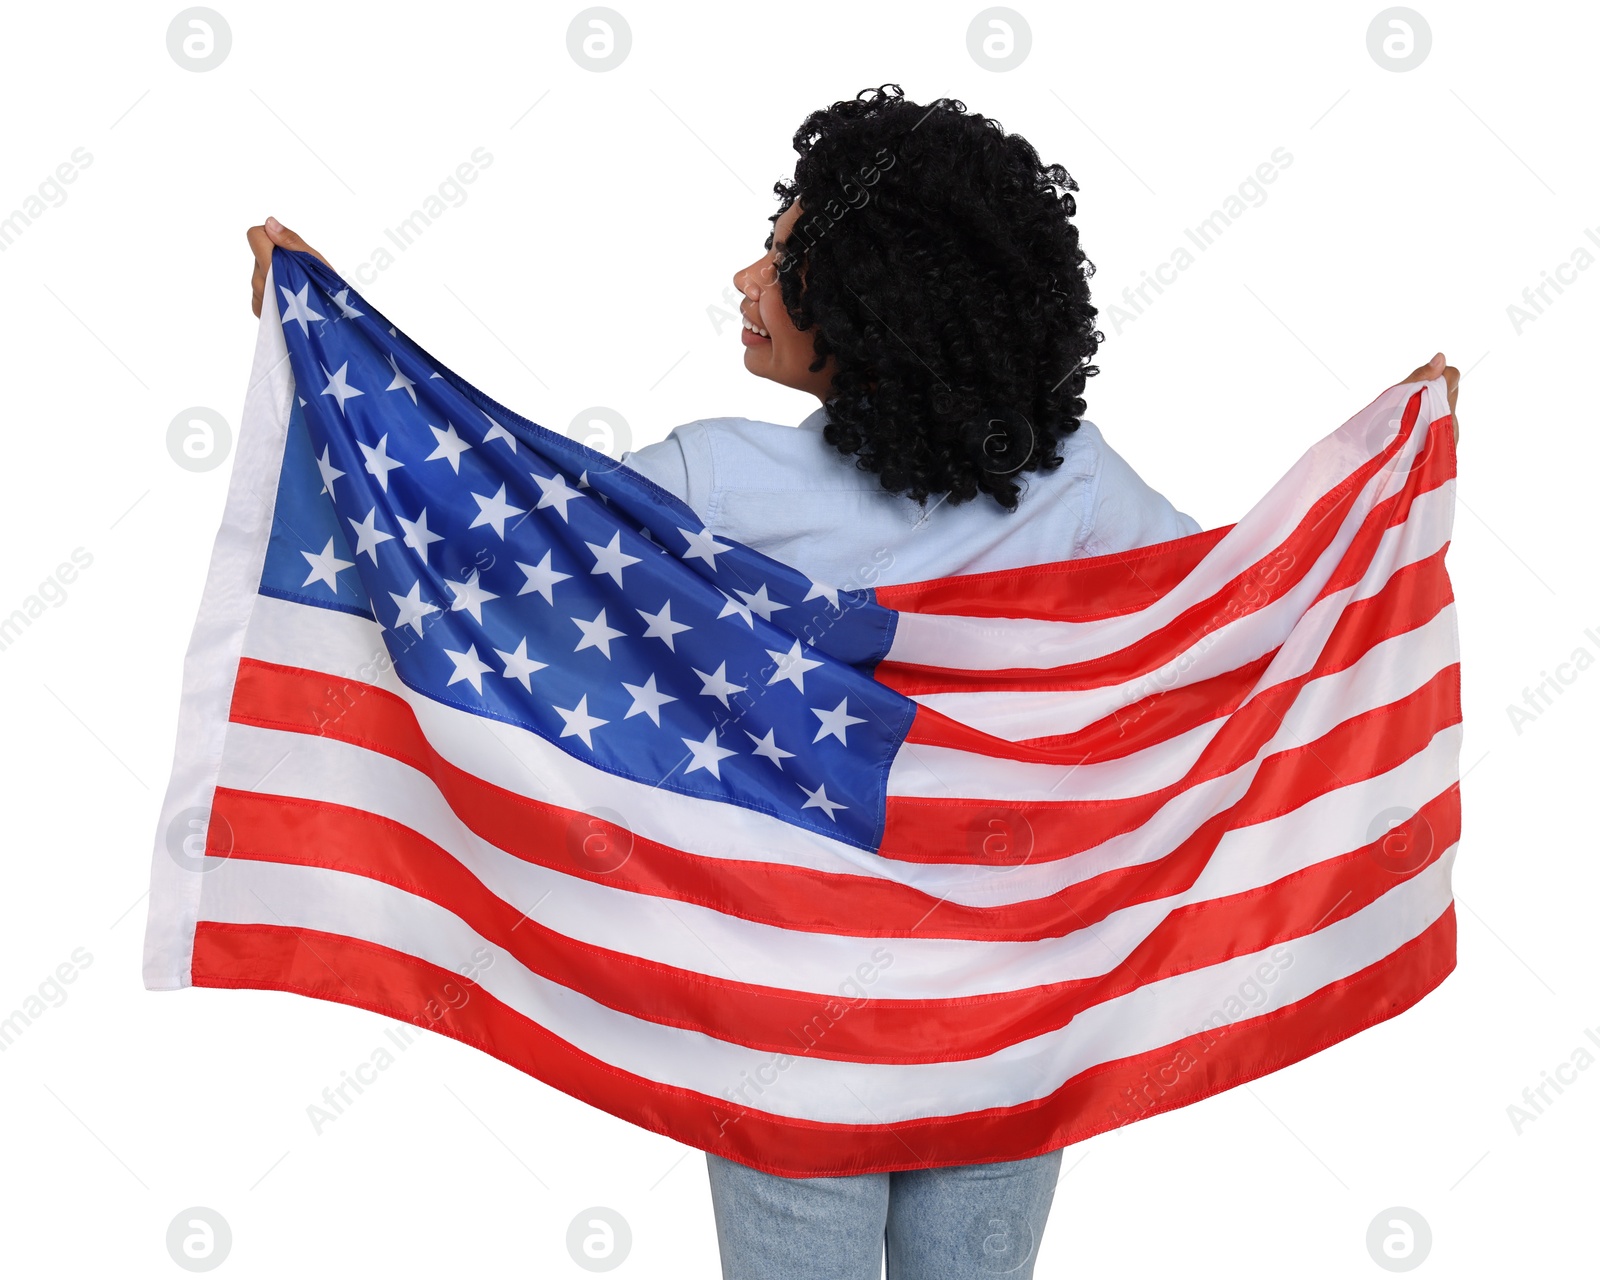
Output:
top-left (143, 247), bottom-right (1461, 1176)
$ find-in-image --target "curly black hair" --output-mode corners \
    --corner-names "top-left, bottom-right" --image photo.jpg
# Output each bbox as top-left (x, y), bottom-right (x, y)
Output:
top-left (769, 83), bottom-right (1101, 512)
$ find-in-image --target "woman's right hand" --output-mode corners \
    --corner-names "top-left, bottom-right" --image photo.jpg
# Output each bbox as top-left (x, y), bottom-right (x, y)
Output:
top-left (247, 217), bottom-right (332, 317)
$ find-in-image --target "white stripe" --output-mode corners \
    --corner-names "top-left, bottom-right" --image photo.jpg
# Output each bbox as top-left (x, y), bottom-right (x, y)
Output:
top-left (196, 846), bottom-right (1455, 1123)
top-left (886, 379), bottom-right (1447, 672)
top-left (889, 603), bottom-right (1456, 800)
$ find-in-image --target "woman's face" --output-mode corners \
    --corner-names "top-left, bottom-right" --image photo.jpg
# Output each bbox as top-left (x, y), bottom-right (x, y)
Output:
top-left (733, 200), bottom-right (837, 401)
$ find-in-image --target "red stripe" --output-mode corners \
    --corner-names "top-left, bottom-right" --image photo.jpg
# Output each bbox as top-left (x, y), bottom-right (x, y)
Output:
top-left (198, 783), bottom-right (1456, 1063)
top-left (1313, 422), bottom-right (1451, 605)
top-left (904, 543), bottom-right (1454, 763)
top-left (876, 524), bottom-right (1233, 620)
top-left (190, 901), bottom-right (1456, 1176)
top-left (885, 661), bottom-right (1460, 871)
top-left (228, 656), bottom-right (1457, 933)
top-left (877, 401), bottom-right (1448, 696)
top-left (227, 657), bottom-right (968, 940)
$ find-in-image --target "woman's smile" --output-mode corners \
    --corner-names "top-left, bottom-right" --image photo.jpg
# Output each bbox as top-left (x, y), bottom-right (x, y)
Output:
top-left (731, 199), bottom-right (836, 398)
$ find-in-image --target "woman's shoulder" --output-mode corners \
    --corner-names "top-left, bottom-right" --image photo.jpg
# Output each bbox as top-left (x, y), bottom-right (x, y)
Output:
top-left (684, 410), bottom-right (882, 493)
top-left (617, 409), bottom-right (858, 513)
top-left (1068, 419), bottom-right (1204, 553)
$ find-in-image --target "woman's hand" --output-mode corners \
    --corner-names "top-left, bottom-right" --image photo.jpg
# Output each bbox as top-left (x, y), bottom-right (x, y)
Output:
top-left (247, 217), bottom-right (332, 317)
top-left (1400, 352), bottom-right (1460, 443)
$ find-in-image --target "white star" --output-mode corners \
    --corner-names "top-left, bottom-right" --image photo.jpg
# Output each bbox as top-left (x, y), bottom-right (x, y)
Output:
top-left (426, 422), bottom-right (473, 473)
top-left (587, 531), bottom-right (643, 587)
top-left (469, 483), bottom-right (526, 539)
top-left (680, 525), bottom-right (733, 568)
top-left (803, 579), bottom-right (841, 609)
top-left (735, 583), bottom-right (787, 621)
top-left (494, 637), bottom-right (548, 692)
top-left (444, 643), bottom-right (494, 693)
top-left (516, 551), bottom-right (571, 604)
top-left (572, 608), bottom-right (626, 659)
top-left (798, 781), bottom-right (848, 821)
top-left (315, 444), bottom-right (345, 496)
top-left (553, 694), bottom-right (607, 748)
top-left (681, 726), bottom-right (737, 780)
top-left (398, 507), bottom-right (445, 563)
top-left (345, 507), bottom-right (394, 564)
top-left (278, 282), bottom-right (325, 335)
top-left (532, 470), bottom-right (584, 521)
top-left (812, 697), bottom-right (867, 745)
top-left (637, 599), bottom-right (692, 651)
top-left (766, 640), bottom-right (823, 692)
top-left (693, 662), bottom-right (746, 707)
top-left (359, 433), bottom-right (404, 491)
top-left (299, 537), bottom-right (353, 592)
top-left (717, 591), bottom-right (755, 628)
top-left (483, 414), bottom-right (517, 451)
top-left (388, 580), bottom-right (441, 635)
top-left (746, 728), bottom-right (794, 768)
top-left (446, 569), bottom-right (499, 623)
top-left (331, 287), bottom-right (364, 319)
top-left (622, 673), bottom-right (676, 726)
top-left (320, 361), bottom-right (365, 415)
top-left (385, 352), bottom-right (417, 404)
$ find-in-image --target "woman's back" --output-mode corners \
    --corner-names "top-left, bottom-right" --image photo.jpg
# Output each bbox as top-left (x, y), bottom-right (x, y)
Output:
top-left (622, 405), bottom-right (1202, 589)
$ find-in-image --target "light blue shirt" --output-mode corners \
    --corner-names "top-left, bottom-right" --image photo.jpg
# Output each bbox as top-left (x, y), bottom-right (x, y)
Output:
top-left (619, 405), bottom-right (1201, 590)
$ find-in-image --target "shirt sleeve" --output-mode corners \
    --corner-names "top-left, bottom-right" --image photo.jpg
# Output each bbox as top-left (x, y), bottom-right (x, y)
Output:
top-left (619, 431), bottom-right (692, 505)
top-left (1077, 432), bottom-right (1201, 557)
top-left (619, 420), bottom-right (718, 517)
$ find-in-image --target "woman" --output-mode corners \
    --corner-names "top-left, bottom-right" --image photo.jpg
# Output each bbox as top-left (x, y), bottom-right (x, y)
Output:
top-left (248, 83), bottom-right (1458, 1280)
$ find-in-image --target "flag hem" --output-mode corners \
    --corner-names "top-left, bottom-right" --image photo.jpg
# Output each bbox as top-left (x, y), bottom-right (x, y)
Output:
top-left (141, 264), bottom-right (296, 990)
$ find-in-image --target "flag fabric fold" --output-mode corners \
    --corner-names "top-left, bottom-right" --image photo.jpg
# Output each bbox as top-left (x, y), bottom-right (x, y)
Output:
top-left (143, 247), bottom-right (1461, 1176)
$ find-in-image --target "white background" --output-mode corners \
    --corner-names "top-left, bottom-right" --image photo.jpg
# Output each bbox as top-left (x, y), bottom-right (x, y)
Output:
top-left (1, 0), bottom-right (1595, 1275)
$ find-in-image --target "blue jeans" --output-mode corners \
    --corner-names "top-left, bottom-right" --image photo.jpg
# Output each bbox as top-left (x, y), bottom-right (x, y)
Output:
top-left (705, 1148), bottom-right (1064, 1279)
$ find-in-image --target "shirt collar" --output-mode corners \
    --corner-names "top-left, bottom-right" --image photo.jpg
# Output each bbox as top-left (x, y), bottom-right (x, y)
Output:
top-left (797, 404), bottom-right (831, 432)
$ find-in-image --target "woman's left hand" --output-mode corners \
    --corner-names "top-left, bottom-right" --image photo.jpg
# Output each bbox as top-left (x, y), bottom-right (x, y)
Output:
top-left (1399, 352), bottom-right (1460, 443)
